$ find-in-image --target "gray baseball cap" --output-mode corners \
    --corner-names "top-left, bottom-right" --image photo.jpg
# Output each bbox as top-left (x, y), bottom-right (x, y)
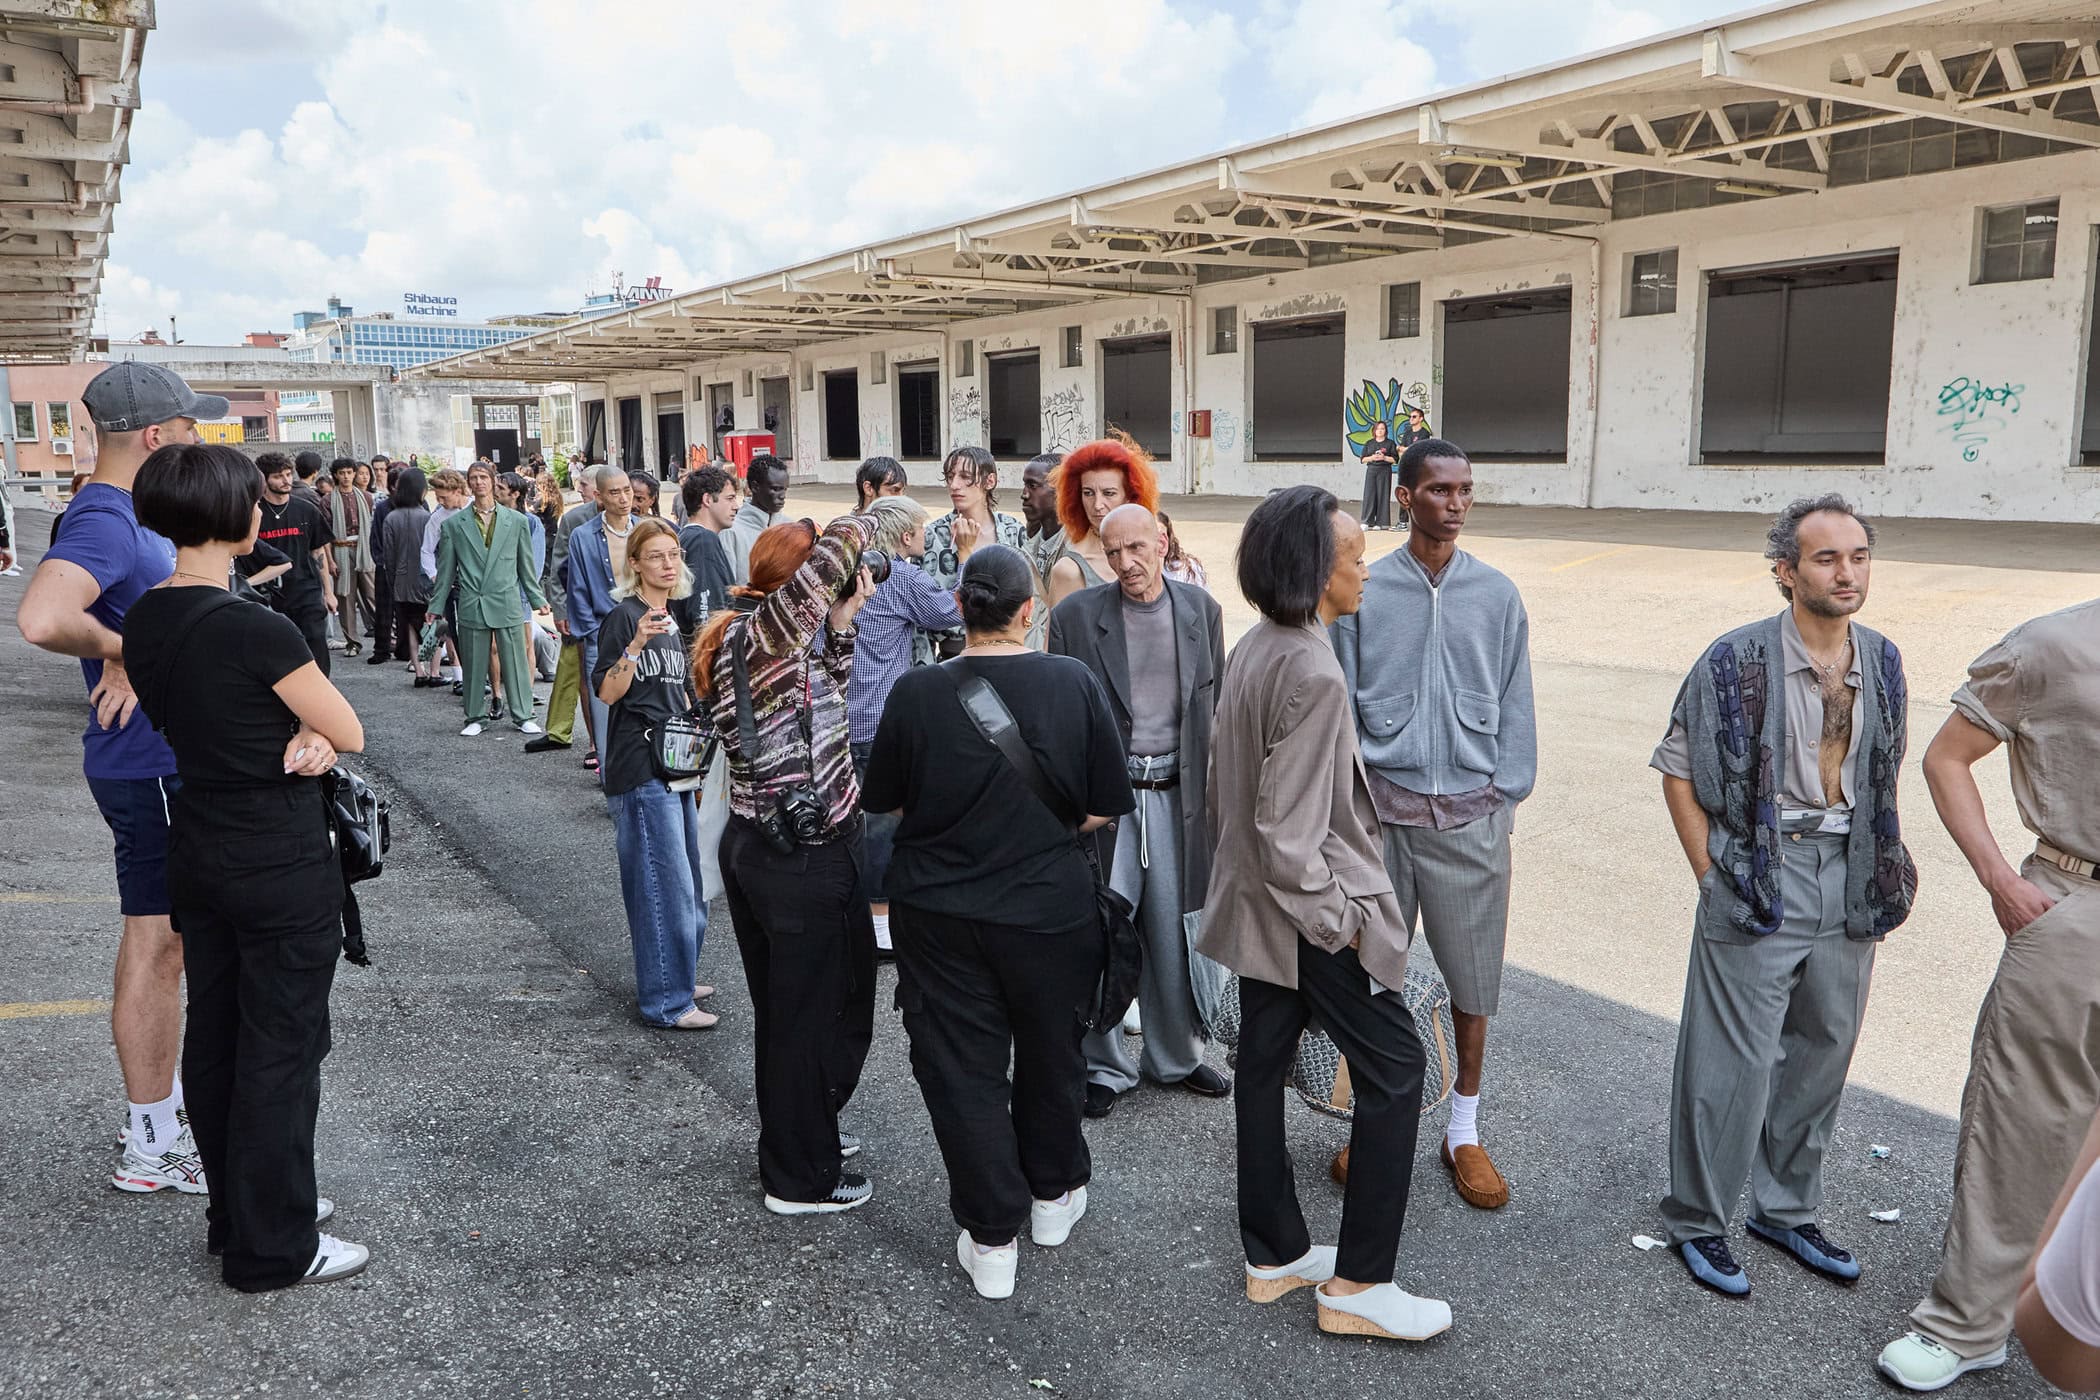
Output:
top-left (81, 362), bottom-right (230, 433)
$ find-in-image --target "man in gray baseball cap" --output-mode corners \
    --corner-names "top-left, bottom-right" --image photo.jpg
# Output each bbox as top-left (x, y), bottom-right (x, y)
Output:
top-left (81, 361), bottom-right (230, 434)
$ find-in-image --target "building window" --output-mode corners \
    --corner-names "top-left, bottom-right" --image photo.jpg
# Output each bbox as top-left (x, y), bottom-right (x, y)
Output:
top-left (896, 362), bottom-right (941, 459)
top-left (1210, 305), bottom-right (1238, 354)
top-left (1060, 325), bottom-right (1083, 369)
top-left (954, 339), bottom-right (974, 377)
top-left (47, 402), bottom-right (71, 441)
top-left (10, 401), bottom-right (35, 439)
top-left (241, 416), bottom-right (269, 441)
top-left (1249, 316), bottom-right (1344, 460)
top-left (740, 369), bottom-right (755, 397)
top-left (760, 375), bottom-right (794, 459)
top-left (868, 351), bottom-right (886, 386)
top-left (800, 361), bottom-right (815, 392)
top-left (1976, 199), bottom-right (2058, 284)
top-left (1383, 283), bottom-right (1421, 339)
top-left (1627, 249), bottom-right (1680, 316)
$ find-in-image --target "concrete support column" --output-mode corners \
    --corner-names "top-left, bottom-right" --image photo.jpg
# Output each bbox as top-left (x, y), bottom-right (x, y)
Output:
top-left (599, 382), bottom-right (619, 467)
top-left (330, 390), bottom-right (353, 453)
top-left (348, 388), bottom-right (377, 460)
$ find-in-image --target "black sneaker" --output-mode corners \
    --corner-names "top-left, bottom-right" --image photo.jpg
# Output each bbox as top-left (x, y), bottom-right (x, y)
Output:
top-left (1180, 1064), bottom-right (1232, 1098)
top-left (523, 736), bottom-right (571, 753)
top-left (1083, 1082), bottom-right (1118, 1119)
top-left (1679, 1234), bottom-right (1750, 1297)
top-left (763, 1173), bottom-right (873, 1216)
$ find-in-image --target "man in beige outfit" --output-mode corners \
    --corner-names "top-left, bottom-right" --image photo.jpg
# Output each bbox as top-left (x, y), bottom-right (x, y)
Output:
top-left (1879, 597), bottom-right (2100, 1391)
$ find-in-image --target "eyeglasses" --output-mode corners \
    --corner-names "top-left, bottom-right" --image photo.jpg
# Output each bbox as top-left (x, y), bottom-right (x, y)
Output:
top-left (636, 550), bottom-right (681, 566)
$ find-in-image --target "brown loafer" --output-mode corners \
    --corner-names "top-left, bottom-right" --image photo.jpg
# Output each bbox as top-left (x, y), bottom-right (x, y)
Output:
top-left (1440, 1140), bottom-right (1510, 1210)
top-left (1330, 1145), bottom-right (1351, 1186)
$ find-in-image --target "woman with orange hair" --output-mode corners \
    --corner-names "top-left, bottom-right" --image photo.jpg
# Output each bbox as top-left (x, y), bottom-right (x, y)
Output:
top-left (1046, 435), bottom-right (1161, 610)
top-left (691, 510), bottom-right (881, 1217)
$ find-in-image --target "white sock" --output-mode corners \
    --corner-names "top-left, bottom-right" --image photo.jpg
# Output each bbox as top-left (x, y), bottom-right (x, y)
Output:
top-left (1446, 1091), bottom-right (1481, 1150)
top-left (129, 1088), bottom-right (182, 1156)
top-left (872, 913), bottom-right (891, 951)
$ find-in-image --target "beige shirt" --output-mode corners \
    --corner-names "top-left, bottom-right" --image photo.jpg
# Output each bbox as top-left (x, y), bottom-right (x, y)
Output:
top-left (1652, 609), bottom-right (1863, 816)
top-left (1949, 597), bottom-right (2100, 863)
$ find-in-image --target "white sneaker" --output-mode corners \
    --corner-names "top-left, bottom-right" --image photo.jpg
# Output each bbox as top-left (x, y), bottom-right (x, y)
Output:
top-left (1246, 1244), bottom-right (1337, 1302)
top-left (1030, 1186), bottom-right (1087, 1247)
top-left (1315, 1281), bottom-right (1452, 1341)
top-left (460, 721), bottom-right (484, 737)
top-left (300, 1232), bottom-right (370, 1285)
top-left (1121, 1002), bottom-right (1142, 1035)
top-left (956, 1229), bottom-right (1018, 1300)
top-left (518, 719), bottom-right (544, 735)
top-left (1876, 1332), bottom-right (2008, 1391)
top-left (764, 1173), bottom-right (873, 1216)
top-left (111, 1126), bottom-right (207, 1195)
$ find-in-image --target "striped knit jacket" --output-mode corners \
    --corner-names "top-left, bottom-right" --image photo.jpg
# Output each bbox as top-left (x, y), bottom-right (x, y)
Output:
top-left (707, 513), bottom-right (873, 830)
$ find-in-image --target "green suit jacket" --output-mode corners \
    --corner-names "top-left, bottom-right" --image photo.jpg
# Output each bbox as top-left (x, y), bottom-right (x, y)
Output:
top-left (431, 505), bottom-right (547, 630)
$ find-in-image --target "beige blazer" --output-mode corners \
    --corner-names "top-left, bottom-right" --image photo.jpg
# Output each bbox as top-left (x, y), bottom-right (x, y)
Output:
top-left (1197, 618), bottom-right (1411, 992)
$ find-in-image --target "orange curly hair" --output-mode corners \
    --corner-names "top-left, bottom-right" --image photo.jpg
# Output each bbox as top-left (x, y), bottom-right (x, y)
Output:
top-left (1055, 434), bottom-right (1160, 541)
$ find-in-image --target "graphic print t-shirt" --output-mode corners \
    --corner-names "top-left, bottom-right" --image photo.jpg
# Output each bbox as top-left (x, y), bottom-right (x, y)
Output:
top-left (591, 595), bottom-right (703, 797)
top-left (44, 482), bottom-right (176, 779)
top-left (255, 495), bottom-right (331, 610)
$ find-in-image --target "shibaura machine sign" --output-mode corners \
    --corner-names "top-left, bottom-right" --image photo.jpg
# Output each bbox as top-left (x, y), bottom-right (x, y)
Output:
top-left (403, 292), bottom-right (458, 318)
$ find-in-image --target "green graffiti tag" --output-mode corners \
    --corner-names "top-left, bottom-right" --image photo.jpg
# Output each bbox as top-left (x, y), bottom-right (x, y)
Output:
top-left (1936, 376), bottom-right (2022, 463)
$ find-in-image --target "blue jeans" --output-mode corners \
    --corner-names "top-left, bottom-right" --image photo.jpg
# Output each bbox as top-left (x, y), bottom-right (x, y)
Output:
top-left (607, 780), bottom-right (708, 1026)
top-left (580, 635), bottom-right (613, 782)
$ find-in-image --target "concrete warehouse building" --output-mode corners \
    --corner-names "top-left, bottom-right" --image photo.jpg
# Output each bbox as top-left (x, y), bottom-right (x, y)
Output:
top-left (414, 0), bottom-right (2100, 523)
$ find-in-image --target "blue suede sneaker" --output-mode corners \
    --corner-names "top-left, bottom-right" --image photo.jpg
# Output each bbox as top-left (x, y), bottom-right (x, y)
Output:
top-left (1678, 1235), bottom-right (1750, 1296)
top-left (1746, 1218), bottom-right (1861, 1284)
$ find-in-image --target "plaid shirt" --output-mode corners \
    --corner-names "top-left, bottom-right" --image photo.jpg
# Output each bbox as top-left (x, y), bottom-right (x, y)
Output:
top-left (707, 513), bottom-right (873, 830)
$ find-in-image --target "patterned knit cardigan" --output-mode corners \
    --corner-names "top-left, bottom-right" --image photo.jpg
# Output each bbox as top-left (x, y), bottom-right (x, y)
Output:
top-left (1665, 612), bottom-right (1917, 939)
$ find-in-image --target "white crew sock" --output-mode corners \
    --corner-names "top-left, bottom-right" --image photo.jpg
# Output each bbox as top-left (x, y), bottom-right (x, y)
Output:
top-left (1445, 1091), bottom-right (1481, 1151)
top-left (129, 1086), bottom-right (183, 1157)
top-left (872, 913), bottom-right (891, 952)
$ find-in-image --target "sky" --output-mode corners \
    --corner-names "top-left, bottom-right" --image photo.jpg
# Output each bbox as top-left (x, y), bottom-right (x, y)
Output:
top-left (103, 0), bottom-right (1734, 345)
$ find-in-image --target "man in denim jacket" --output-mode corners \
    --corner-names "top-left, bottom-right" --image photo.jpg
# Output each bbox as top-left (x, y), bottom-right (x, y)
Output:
top-left (1332, 436), bottom-right (1535, 1213)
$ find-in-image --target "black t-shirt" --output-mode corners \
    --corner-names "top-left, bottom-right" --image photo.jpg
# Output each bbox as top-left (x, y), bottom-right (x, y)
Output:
top-left (255, 495), bottom-right (331, 610)
top-left (122, 589), bottom-right (317, 787)
top-left (591, 594), bottom-right (704, 797)
top-left (678, 524), bottom-right (735, 616)
top-left (1362, 435), bottom-right (1399, 466)
top-left (861, 653), bottom-right (1136, 930)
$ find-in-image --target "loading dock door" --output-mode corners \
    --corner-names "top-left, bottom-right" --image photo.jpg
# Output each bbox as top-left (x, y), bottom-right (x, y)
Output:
top-left (823, 370), bottom-right (861, 460)
top-left (896, 362), bottom-right (941, 459)
top-left (1699, 254), bottom-right (1898, 461)
top-left (1101, 335), bottom-right (1172, 460)
top-left (1441, 290), bottom-right (1571, 459)
top-left (987, 351), bottom-right (1041, 457)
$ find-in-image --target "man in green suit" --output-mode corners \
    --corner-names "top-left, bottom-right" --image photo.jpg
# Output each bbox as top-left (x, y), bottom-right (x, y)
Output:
top-left (432, 460), bottom-right (549, 737)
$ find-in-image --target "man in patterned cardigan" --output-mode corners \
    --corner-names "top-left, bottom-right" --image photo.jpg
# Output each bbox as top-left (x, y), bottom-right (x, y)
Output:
top-left (1649, 494), bottom-right (1916, 1298)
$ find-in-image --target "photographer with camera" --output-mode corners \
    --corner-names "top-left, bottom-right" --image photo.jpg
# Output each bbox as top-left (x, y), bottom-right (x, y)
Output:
top-left (691, 511), bottom-right (881, 1216)
top-left (593, 517), bottom-right (715, 1032)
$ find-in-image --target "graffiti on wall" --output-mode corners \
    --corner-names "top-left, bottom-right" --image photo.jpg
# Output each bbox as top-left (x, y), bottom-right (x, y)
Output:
top-left (1344, 378), bottom-right (1431, 457)
top-left (948, 384), bottom-right (983, 449)
top-left (1042, 386), bottom-right (1088, 452)
top-left (1211, 409), bottom-right (1239, 454)
top-left (1935, 376), bottom-right (2023, 462)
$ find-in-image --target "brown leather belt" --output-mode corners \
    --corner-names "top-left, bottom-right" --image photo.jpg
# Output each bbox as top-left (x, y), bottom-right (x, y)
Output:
top-left (2037, 842), bottom-right (2099, 881)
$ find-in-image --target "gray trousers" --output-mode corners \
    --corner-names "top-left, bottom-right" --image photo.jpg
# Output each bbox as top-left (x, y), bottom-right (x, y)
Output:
top-left (1381, 805), bottom-right (1514, 1017)
top-left (1084, 786), bottom-right (1203, 1092)
top-left (1661, 827), bottom-right (1877, 1244)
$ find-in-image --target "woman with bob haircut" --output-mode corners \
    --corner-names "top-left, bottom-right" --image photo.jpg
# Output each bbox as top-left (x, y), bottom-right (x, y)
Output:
top-left (120, 442), bottom-right (370, 1290)
top-left (1197, 484), bottom-right (1450, 1343)
top-left (1046, 433), bottom-right (1161, 608)
top-left (861, 543), bottom-right (1134, 1301)
top-left (691, 511), bottom-right (880, 1217)
top-left (593, 516), bottom-right (715, 1030)
top-left (919, 446), bottom-right (1025, 662)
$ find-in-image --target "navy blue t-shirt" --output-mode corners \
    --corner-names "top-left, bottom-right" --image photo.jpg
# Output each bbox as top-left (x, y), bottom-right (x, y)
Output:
top-left (44, 482), bottom-right (176, 780)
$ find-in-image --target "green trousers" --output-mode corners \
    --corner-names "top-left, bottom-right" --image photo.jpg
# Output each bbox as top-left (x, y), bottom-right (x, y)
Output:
top-left (461, 624), bottom-right (532, 725)
top-left (546, 637), bottom-right (583, 744)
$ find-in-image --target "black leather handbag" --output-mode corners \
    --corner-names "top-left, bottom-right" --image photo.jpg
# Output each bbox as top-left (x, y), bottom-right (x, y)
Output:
top-left (940, 659), bottom-right (1140, 1034)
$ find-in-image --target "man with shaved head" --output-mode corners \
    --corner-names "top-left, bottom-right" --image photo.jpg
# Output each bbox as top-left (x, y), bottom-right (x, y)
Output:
top-left (1049, 503), bottom-right (1230, 1118)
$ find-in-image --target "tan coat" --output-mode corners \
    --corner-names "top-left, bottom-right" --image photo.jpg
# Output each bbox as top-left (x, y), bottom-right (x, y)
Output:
top-left (1198, 618), bottom-right (1412, 991)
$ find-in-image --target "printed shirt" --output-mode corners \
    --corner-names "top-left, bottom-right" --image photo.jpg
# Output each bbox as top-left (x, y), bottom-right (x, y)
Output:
top-left (44, 483), bottom-right (177, 779)
top-left (706, 513), bottom-right (873, 829)
top-left (914, 510), bottom-right (1025, 665)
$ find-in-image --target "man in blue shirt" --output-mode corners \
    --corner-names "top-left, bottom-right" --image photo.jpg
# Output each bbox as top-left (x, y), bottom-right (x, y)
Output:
top-left (17, 362), bottom-right (228, 1197)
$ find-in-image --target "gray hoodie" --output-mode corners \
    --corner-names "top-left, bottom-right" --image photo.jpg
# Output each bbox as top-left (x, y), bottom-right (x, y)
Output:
top-left (1332, 547), bottom-right (1537, 805)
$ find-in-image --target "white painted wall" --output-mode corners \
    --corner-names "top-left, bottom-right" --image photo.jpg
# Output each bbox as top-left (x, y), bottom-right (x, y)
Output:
top-left (573, 150), bottom-right (2100, 521)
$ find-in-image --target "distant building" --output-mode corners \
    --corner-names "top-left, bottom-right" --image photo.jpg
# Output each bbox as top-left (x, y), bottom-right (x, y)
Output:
top-left (286, 295), bottom-right (539, 372)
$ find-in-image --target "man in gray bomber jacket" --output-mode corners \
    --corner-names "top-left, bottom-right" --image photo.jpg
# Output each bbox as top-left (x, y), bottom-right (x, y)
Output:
top-left (1332, 435), bottom-right (1536, 1213)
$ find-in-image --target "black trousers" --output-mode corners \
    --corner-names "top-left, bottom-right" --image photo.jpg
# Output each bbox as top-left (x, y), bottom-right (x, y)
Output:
top-left (721, 816), bottom-right (876, 1202)
top-left (893, 903), bottom-right (1101, 1245)
top-left (1236, 939), bottom-right (1426, 1284)
top-left (372, 567), bottom-right (394, 655)
top-left (167, 782), bottom-right (343, 1291)
top-left (1360, 463), bottom-right (1393, 528)
top-left (280, 598), bottom-right (330, 676)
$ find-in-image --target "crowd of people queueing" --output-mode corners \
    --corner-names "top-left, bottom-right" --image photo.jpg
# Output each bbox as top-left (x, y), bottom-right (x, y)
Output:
top-left (15, 361), bottom-right (2100, 1390)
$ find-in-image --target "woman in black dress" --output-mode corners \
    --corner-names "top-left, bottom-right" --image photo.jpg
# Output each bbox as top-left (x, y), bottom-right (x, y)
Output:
top-left (124, 443), bottom-right (368, 1291)
top-left (1358, 419), bottom-right (1400, 530)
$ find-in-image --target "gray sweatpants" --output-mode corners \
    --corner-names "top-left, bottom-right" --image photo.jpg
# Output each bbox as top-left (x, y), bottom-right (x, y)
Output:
top-left (1084, 786), bottom-right (1203, 1092)
top-left (1661, 826), bottom-right (1877, 1244)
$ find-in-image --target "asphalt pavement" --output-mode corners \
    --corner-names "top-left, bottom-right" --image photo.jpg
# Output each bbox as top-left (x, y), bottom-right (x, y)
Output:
top-left (0, 500), bottom-right (2056, 1399)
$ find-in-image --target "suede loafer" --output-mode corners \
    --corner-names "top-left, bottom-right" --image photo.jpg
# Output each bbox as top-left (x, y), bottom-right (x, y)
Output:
top-left (1440, 1141), bottom-right (1510, 1210)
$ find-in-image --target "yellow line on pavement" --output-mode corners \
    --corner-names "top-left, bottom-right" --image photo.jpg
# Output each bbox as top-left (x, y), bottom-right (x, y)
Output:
top-left (0, 1000), bottom-right (109, 1020)
top-left (1549, 545), bottom-right (1637, 572)
top-left (0, 892), bottom-right (120, 904)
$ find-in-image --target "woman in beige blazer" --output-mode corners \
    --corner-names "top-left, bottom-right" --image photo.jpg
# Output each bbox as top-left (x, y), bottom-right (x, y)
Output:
top-left (1199, 484), bottom-right (1450, 1344)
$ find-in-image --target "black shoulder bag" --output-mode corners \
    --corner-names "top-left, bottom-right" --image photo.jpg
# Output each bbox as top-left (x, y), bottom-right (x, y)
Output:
top-left (941, 658), bottom-right (1140, 1034)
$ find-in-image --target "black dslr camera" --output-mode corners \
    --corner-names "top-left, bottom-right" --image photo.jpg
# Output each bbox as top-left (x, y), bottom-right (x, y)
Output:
top-left (756, 783), bottom-right (830, 855)
top-left (854, 548), bottom-right (893, 593)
